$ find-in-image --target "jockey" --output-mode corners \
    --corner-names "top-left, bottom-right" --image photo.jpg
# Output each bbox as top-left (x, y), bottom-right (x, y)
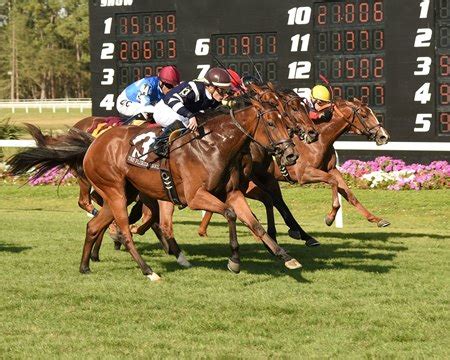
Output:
top-left (303, 84), bottom-right (333, 121)
top-left (150, 67), bottom-right (232, 157)
top-left (116, 65), bottom-right (181, 120)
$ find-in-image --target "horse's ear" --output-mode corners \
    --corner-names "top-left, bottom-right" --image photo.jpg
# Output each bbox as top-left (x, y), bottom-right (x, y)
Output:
top-left (267, 82), bottom-right (276, 91)
top-left (248, 83), bottom-right (263, 93)
top-left (250, 98), bottom-right (264, 110)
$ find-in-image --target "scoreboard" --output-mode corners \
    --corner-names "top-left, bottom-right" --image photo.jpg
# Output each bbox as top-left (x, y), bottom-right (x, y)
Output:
top-left (89, 0), bottom-right (450, 153)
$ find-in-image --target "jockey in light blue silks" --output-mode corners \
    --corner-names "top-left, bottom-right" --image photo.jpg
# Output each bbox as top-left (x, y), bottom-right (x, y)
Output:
top-left (116, 65), bottom-right (181, 120)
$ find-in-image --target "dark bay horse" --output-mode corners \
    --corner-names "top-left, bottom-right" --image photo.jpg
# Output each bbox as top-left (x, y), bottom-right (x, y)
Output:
top-left (8, 99), bottom-right (302, 281)
top-left (198, 97), bottom-right (390, 238)
top-left (199, 86), bottom-right (322, 245)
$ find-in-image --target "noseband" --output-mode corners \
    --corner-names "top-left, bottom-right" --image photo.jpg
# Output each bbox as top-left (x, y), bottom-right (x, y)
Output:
top-left (333, 104), bottom-right (382, 140)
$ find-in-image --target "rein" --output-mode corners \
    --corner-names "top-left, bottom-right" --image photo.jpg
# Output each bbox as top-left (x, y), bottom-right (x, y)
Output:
top-left (229, 107), bottom-right (293, 156)
top-left (333, 103), bottom-right (382, 140)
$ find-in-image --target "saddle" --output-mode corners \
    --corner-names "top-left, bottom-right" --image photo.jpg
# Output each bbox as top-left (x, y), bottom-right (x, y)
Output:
top-left (88, 116), bottom-right (158, 138)
top-left (126, 128), bottom-right (185, 207)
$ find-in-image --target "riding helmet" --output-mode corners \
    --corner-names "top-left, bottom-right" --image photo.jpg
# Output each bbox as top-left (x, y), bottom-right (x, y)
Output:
top-left (311, 85), bottom-right (331, 102)
top-left (158, 66), bottom-right (181, 86)
top-left (204, 67), bottom-right (231, 88)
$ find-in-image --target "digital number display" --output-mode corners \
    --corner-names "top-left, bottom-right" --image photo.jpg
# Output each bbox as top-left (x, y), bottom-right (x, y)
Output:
top-left (118, 39), bottom-right (176, 61)
top-left (211, 32), bottom-right (278, 81)
top-left (439, 112), bottom-right (450, 133)
top-left (211, 33), bottom-right (277, 57)
top-left (436, 2), bottom-right (450, 135)
top-left (117, 13), bottom-right (176, 35)
top-left (314, 1), bottom-right (384, 26)
top-left (118, 65), bottom-right (166, 89)
top-left (317, 55), bottom-right (384, 81)
top-left (332, 84), bottom-right (384, 106)
top-left (315, 29), bottom-right (384, 53)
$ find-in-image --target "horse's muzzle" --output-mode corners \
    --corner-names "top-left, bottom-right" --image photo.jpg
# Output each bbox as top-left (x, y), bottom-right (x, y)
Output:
top-left (375, 127), bottom-right (390, 146)
top-left (304, 129), bottom-right (319, 144)
top-left (281, 146), bottom-right (299, 166)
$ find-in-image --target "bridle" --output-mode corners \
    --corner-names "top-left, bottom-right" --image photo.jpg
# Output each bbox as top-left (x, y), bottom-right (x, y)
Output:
top-left (333, 103), bottom-right (383, 141)
top-left (229, 105), bottom-right (294, 157)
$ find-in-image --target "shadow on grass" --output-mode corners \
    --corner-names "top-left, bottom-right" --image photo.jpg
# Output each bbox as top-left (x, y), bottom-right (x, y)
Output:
top-left (134, 237), bottom-right (407, 282)
top-left (175, 220), bottom-right (448, 241)
top-left (0, 242), bottom-right (32, 253)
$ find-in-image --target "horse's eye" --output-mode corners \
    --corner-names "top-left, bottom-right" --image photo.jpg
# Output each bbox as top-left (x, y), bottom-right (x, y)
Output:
top-left (267, 121), bottom-right (275, 127)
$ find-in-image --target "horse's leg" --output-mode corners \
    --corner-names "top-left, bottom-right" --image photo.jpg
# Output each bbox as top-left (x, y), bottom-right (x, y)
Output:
top-left (130, 203), bottom-right (153, 235)
top-left (104, 191), bottom-right (160, 281)
top-left (253, 177), bottom-right (320, 246)
top-left (77, 178), bottom-right (97, 215)
top-left (187, 189), bottom-right (240, 273)
top-left (298, 167), bottom-right (340, 226)
top-left (329, 168), bottom-right (390, 227)
top-left (150, 200), bottom-right (191, 268)
top-left (226, 190), bottom-right (302, 270)
top-left (80, 204), bottom-right (114, 273)
top-left (198, 211), bottom-right (213, 237)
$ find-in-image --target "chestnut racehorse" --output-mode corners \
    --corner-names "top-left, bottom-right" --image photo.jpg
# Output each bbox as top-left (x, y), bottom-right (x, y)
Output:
top-left (198, 97), bottom-right (391, 238)
top-left (8, 100), bottom-right (303, 281)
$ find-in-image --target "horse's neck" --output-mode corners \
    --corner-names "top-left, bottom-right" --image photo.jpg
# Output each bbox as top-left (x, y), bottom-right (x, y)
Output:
top-left (317, 111), bottom-right (350, 146)
top-left (203, 107), bottom-right (258, 160)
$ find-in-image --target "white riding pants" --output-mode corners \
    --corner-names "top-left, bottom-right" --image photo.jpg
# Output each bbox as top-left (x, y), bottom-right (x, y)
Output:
top-left (116, 92), bottom-right (155, 118)
top-left (153, 100), bottom-right (189, 128)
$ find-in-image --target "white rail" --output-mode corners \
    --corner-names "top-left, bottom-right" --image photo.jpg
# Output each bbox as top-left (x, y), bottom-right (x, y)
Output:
top-left (0, 98), bottom-right (91, 113)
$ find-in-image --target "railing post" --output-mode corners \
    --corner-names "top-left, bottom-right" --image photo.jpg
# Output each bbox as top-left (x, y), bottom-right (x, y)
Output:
top-left (335, 150), bottom-right (343, 228)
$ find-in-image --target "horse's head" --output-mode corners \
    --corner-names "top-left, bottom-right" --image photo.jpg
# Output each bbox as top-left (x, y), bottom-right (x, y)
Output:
top-left (249, 84), bottom-right (319, 144)
top-left (249, 98), bottom-right (299, 166)
top-left (334, 98), bottom-right (390, 145)
top-left (279, 90), bottom-right (319, 144)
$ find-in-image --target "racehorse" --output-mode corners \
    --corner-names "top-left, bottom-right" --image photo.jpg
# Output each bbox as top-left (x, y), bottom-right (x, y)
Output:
top-left (198, 97), bottom-right (391, 238)
top-left (8, 99), bottom-right (302, 281)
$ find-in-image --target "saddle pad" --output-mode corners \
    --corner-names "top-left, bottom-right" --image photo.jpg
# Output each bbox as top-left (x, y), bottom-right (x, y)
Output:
top-left (127, 130), bottom-right (160, 169)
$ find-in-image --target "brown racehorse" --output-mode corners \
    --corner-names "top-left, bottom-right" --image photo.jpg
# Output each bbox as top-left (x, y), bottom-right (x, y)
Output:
top-left (198, 97), bottom-right (391, 238)
top-left (8, 99), bottom-right (302, 281)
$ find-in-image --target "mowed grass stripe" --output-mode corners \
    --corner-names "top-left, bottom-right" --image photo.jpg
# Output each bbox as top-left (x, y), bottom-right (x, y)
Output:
top-left (0, 185), bottom-right (449, 358)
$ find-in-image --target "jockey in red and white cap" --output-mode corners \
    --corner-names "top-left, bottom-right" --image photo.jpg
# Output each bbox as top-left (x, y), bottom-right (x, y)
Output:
top-left (116, 65), bottom-right (181, 120)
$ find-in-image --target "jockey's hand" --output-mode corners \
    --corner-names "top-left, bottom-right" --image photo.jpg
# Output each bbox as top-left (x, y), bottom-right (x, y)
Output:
top-left (187, 116), bottom-right (198, 131)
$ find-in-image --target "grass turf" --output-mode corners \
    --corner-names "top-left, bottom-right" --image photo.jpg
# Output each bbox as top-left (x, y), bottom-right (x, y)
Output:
top-left (0, 184), bottom-right (449, 358)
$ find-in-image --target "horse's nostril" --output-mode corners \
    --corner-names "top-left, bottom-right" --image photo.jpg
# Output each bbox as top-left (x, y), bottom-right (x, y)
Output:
top-left (286, 153), bottom-right (298, 163)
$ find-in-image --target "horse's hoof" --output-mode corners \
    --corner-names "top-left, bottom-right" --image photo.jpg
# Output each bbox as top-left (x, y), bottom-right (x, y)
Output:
top-left (304, 237), bottom-right (321, 247)
top-left (227, 259), bottom-right (240, 274)
top-left (285, 259), bottom-right (302, 269)
top-left (90, 256), bottom-right (100, 262)
top-left (198, 231), bottom-right (207, 237)
top-left (377, 219), bottom-right (391, 227)
top-left (80, 267), bottom-right (91, 274)
top-left (177, 252), bottom-right (192, 268)
top-left (288, 229), bottom-right (302, 239)
top-left (113, 241), bottom-right (122, 251)
top-left (324, 215), bottom-right (334, 226)
top-left (146, 272), bottom-right (161, 282)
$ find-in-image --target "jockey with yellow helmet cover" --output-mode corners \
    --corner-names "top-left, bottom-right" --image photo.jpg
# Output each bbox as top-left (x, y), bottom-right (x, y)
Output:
top-left (304, 84), bottom-right (333, 121)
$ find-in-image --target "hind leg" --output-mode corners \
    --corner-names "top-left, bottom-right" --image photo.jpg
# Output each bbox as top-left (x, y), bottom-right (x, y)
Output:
top-left (80, 204), bottom-right (114, 273)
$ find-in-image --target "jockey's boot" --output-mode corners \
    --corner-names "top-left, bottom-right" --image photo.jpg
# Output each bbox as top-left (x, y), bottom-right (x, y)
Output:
top-left (151, 120), bottom-right (184, 158)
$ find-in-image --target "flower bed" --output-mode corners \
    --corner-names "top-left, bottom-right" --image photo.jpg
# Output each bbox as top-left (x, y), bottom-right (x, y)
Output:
top-left (1, 162), bottom-right (76, 186)
top-left (339, 157), bottom-right (449, 190)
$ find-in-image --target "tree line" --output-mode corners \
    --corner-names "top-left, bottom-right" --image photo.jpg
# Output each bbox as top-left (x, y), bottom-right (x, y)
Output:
top-left (0, 0), bottom-right (90, 99)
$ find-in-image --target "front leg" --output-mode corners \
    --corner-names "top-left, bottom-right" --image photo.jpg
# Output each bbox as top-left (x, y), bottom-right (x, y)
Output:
top-left (329, 168), bottom-right (390, 227)
top-left (226, 190), bottom-right (302, 270)
top-left (298, 166), bottom-right (340, 227)
top-left (187, 188), bottom-right (241, 273)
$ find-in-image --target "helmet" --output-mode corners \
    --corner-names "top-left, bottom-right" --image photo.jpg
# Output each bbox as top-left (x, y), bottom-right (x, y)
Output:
top-left (158, 66), bottom-right (180, 86)
top-left (204, 67), bottom-right (231, 88)
top-left (227, 68), bottom-right (242, 90)
top-left (311, 85), bottom-right (331, 102)
top-left (242, 75), bottom-right (261, 87)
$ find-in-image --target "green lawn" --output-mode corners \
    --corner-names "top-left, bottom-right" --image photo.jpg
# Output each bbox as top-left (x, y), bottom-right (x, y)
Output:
top-left (0, 184), bottom-right (449, 358)
top-left (1, 108), bottom-right (89, 132)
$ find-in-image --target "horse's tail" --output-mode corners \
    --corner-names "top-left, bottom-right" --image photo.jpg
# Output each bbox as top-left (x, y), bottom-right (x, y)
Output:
top-left (23, 123), bottom-right (50, 147)
top-left (7, 128), bottom-right (93, 180)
